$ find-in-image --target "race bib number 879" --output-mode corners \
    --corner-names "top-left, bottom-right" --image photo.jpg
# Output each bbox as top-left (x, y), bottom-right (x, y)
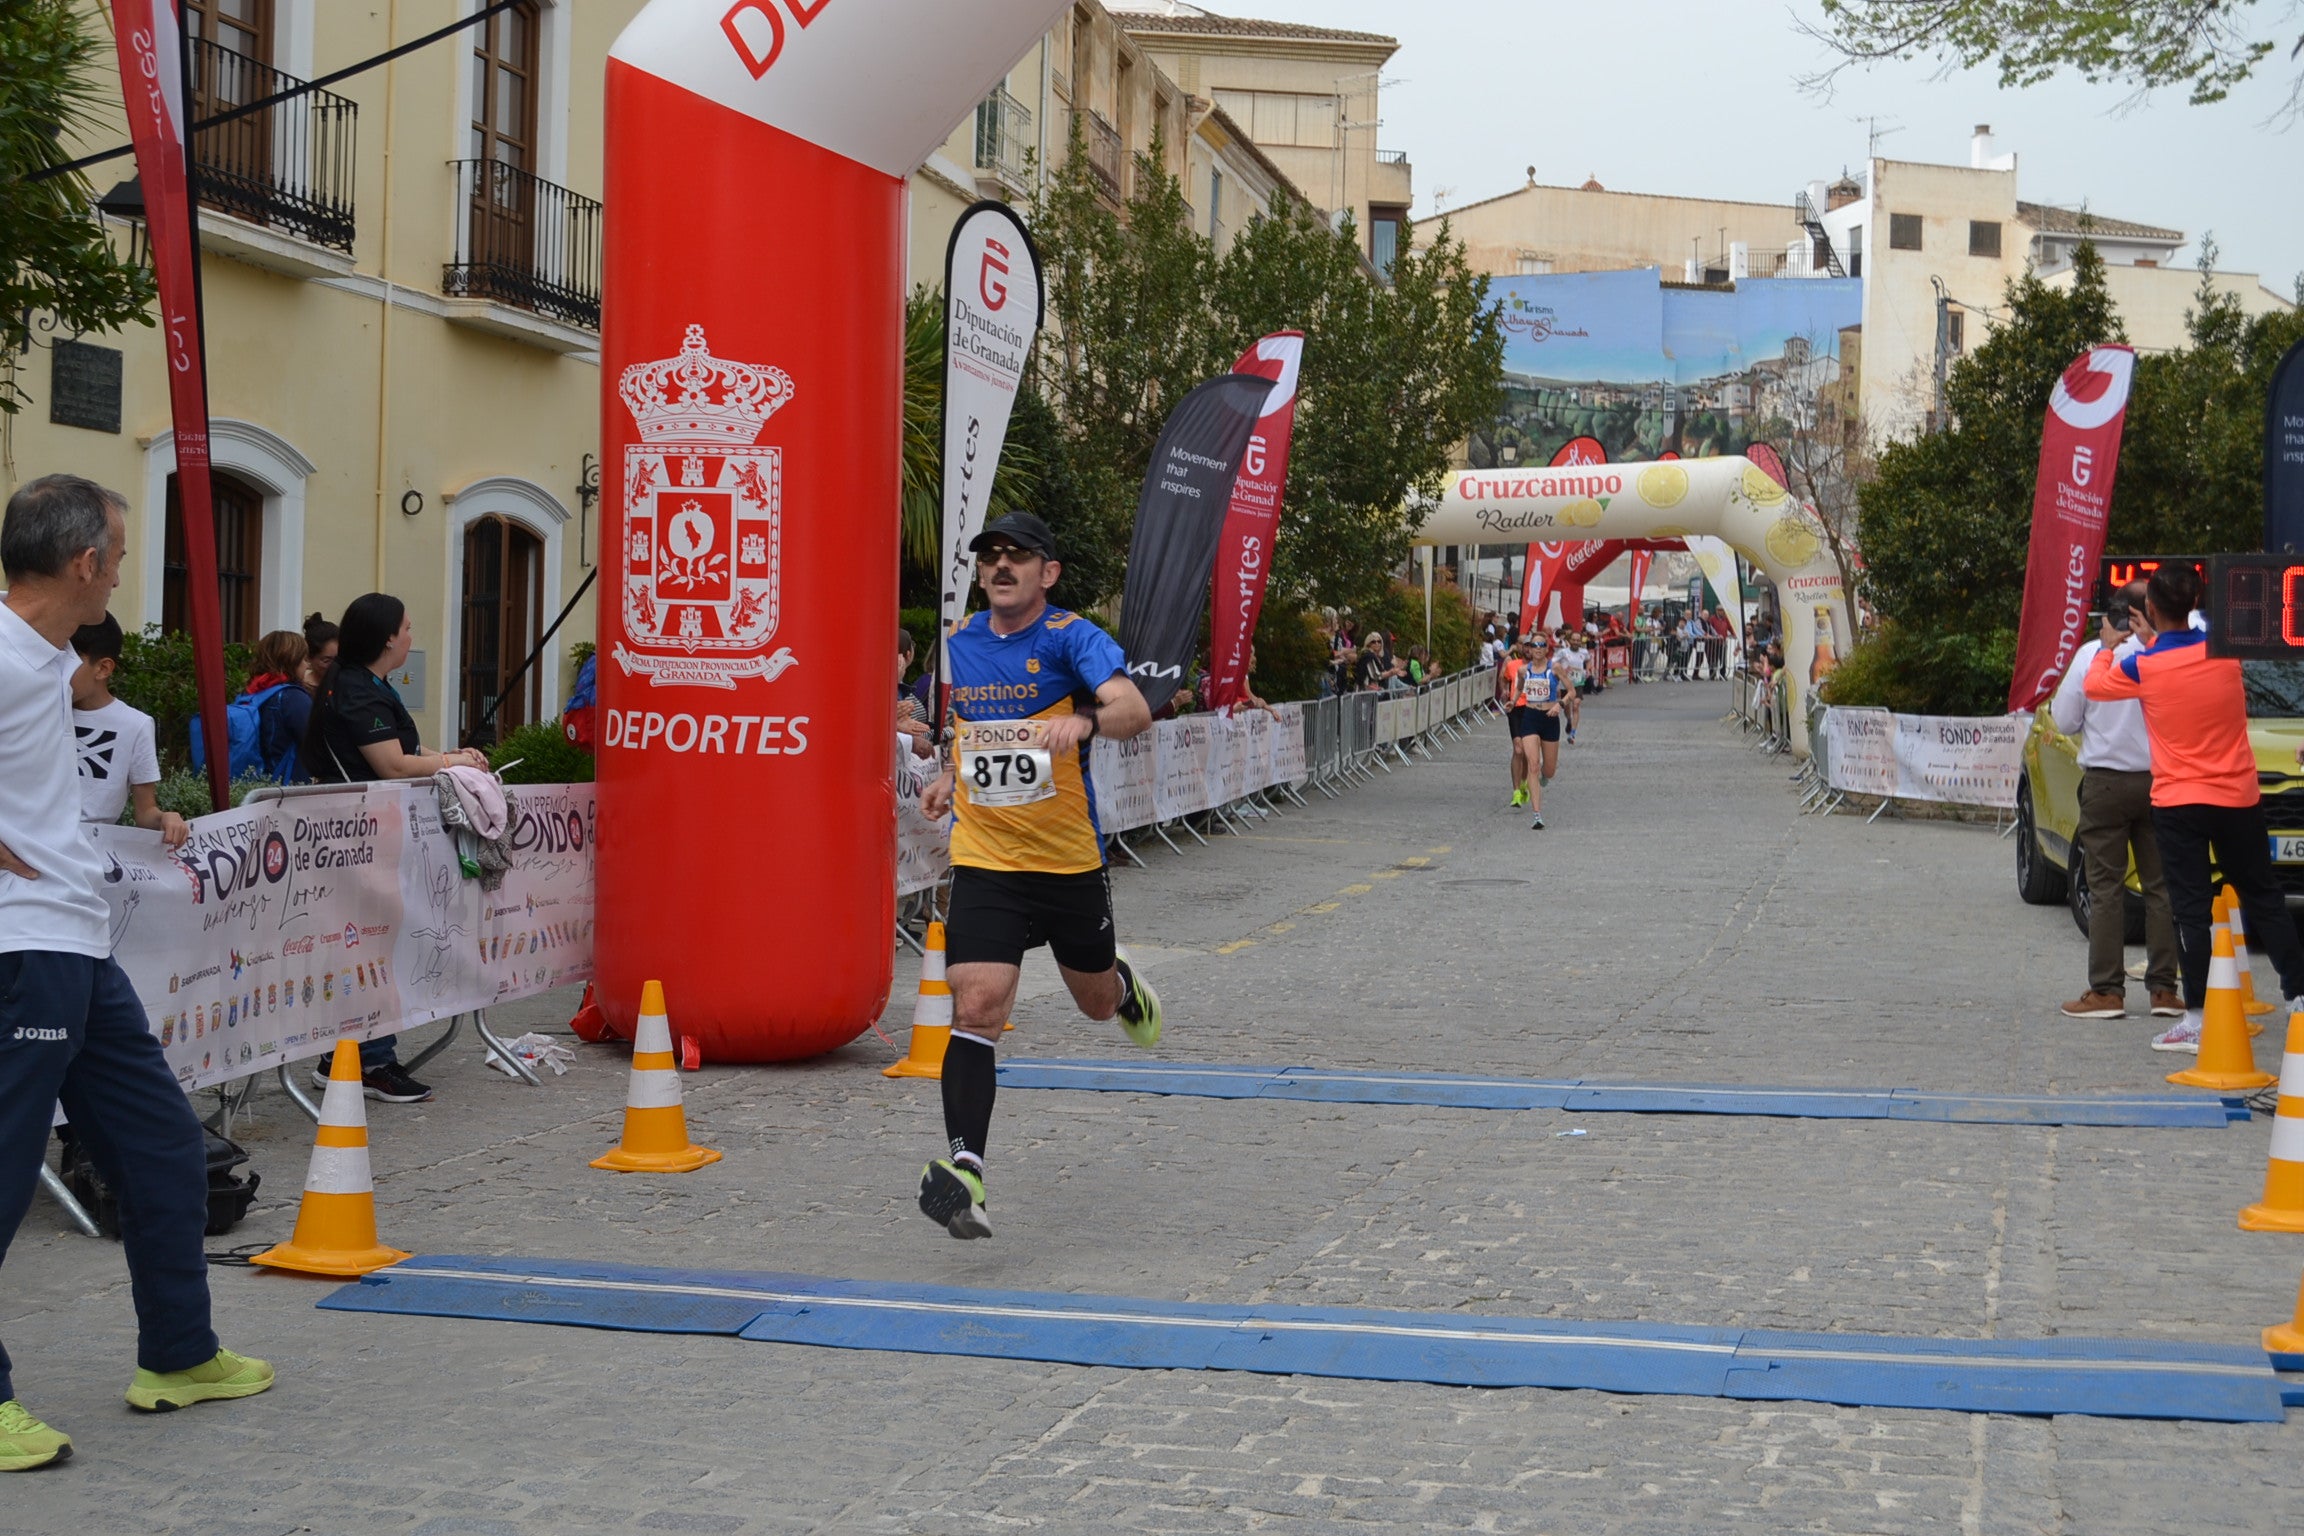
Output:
top-left (957, 719), bottom-right (1057, 808)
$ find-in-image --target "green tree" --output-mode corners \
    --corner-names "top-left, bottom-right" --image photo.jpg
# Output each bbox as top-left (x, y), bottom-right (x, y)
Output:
top-left (2111, 250), bottom-right (2304, 553)
top-left (0, 0), bottom-right (156, 414)
top-left (1811, 1), bottom-right (2300, 112)
top-left (1217, 206), bottom-right (1503, 617)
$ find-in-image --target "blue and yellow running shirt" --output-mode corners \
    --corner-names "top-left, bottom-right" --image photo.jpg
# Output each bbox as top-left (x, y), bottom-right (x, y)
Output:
top-left (945, 606), bottom-right (1129, 874)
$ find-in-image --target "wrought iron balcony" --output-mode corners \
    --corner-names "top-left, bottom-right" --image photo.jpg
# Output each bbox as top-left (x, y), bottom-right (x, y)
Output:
top-left (1074, 109), bottom-right (1124, 203)
top-left (445, 160), bottom-right (603, 330)
top-left (189, 37), bottom-right (357, 252)
top-left (975, 88), bottom-right (1033, 193)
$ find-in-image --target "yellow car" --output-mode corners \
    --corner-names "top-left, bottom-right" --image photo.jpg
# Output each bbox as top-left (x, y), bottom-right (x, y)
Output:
top-left (2015, 661), bottom-right (2304, 943)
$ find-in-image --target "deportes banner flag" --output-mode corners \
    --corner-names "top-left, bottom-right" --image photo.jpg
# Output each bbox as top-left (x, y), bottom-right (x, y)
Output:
top-left (2267, 337), bottom-right (2304, 553)
top-left (1117, 375), bottom-right (1276, 716)
top-left (1203, 331), bottom-right (1303, 714)
top-left (1684, 536), bottom-right (1744, 647)
top-left (2008, 345), bottom-right (2137, 711)
top-left (1519, 540), bottom-right (1563, 637)
top-left (936, 200), bottom-right (1043, 721)
top-left (1627, 549), bottom-right (1653, 623)
top-left (595, 0), bottom-right (1068, 1061)
top-left (112, 1), bottom-right (231, 811)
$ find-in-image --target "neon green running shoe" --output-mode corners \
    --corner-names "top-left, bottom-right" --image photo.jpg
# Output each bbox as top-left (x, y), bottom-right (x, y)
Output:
top-left (1113, 947), bottom-right (1162, 1048)
top-left (918, 1157), bottom-right (992, 1239)
top-left (125, 1348), bottom-right (275, 1413)
top-left (0, 1401), bottom-right (70, 1472)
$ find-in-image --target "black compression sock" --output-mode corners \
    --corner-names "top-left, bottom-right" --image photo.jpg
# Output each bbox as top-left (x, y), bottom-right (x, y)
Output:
top-left (1113, 956), bottom-right (1142, 1023)
top-left (941, 1033), bottom-right (998, 1166)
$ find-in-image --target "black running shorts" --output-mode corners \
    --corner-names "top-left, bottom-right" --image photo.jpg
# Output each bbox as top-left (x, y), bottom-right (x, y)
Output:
top-left (1508, 706), bottom-right (1540, 738)
top-left (1527, 708), bottom-right (1561, 742)
top-left (946, 866), bottom-right (1117, 973)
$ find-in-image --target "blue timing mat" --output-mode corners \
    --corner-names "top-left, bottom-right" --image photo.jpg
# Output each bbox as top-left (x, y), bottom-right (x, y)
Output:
top-left (992, 1060), bottom-right (2248, 1128)
top-left (322, 1256), bottom-right (2288, 1423)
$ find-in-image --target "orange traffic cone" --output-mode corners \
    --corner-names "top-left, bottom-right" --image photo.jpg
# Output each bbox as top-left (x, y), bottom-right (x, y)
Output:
top-left (885, 923), bottom-right (954, 1079)
top-left (591, 981), bottom-right (721, 1172)
top-left (2266, 1268), bottom-right (2304, 1361)
top-left (252, 1040), bottom-right (411, 1277)
top-left (2168, 925), bottom-right (2277, 1090)
top-left (2240, 1011), bottom-right (2304, 1232)
top-left (2221, 886), bottom-right (2274, 1028)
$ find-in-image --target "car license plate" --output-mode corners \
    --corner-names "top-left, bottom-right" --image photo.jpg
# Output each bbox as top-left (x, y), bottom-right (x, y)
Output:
top-left (2272, 833), bottom-right (2304, 863)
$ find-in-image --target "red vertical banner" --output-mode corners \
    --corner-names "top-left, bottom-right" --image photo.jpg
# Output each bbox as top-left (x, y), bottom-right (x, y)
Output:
top-left (113, 0), bottom-right (230, 809)
top-left (2008, 346), bottom-right (2137, 710)
top-left (1627, 549), bottom-right (1652, 623)
top-left (1202, 331), bottom-right (1302, 713)
top-left (1542, 437), bottom-right (1608, 630)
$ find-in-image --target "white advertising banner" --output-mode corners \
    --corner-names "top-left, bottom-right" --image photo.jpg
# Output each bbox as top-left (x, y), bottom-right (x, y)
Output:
top-left (1822, 708), bottom-right (2027, 809)
top-left (1211, 714), bottom-right (1248, 803)
top-left (95, 782), bottom-right (596, 1092)
top-left (1156, 716), bottom-right (1213, 821)
top-left (897, 796), bottom-right (950, 896)
top-left (1272, 704), bottom-right (1308, 783)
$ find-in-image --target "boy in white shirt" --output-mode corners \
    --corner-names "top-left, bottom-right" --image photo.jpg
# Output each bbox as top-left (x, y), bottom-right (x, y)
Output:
top-left (70, 616), bottom-right (187, 847)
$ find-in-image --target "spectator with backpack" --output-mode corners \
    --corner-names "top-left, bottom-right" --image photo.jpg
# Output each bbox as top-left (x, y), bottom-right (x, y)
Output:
top-left (186, 630), bottom-right (314, 787)
top-left (68, 616), bottom-right (187, 847)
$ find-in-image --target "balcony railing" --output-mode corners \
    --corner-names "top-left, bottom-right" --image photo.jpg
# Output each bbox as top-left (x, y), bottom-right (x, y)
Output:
top-left (975, 88), bottom-right (1033, 193)
top-left (445, 160), bottom-right (603, 330)
top-left (189, 38), bottom-right (357, 252)
top-left (1074, 109), bottom-right (1124, 203)
top-left (1375, 148), bottom-right (1408, 165)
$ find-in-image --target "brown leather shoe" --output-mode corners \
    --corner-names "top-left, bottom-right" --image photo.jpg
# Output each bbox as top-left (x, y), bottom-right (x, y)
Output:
top-left (2149, 989), bottom-right (2184, 1018)
top-left (2060, 990), bottom-right (2127, 1019)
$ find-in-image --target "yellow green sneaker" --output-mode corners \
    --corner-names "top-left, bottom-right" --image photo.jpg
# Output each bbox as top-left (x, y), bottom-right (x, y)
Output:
top-left (1113, 948), bottom-right (1162, 1048)
top-left (0, 1400), bottom-right (71, 1472)
top-left (918, 1157), bottom-right (992, 1239)
top-left (125, 1348), bottom-right (275, 1413)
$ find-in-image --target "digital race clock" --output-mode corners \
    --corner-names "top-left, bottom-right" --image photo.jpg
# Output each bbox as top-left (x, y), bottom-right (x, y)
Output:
top-left (2097, 554), bottom-right (2207, 611)
top-left (2206, 553), bottom-right (2304, 659)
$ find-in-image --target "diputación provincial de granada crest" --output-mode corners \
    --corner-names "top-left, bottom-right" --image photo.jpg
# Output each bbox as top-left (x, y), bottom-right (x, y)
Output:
top-left (615, 324), bottom-right (796, 688)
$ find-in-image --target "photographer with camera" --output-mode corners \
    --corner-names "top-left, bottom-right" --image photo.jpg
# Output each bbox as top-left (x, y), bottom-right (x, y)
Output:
top-left (2084, 563), bottom-right (2304, 1050)
top-left (2051, 580), bottom-right (2181, 1022)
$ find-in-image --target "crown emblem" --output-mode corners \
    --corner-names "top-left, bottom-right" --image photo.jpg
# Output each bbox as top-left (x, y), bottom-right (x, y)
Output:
top-left (618, 324), bottom-right (794, 446)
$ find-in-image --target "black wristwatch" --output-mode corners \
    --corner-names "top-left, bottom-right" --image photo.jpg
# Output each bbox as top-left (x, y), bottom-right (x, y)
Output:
top-left (1082, 705), bottom-right (1101, 739)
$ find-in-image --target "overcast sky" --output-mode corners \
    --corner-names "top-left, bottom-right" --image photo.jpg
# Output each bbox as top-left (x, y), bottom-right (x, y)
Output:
top-left (1212, 0), bottom-right (2301, 300)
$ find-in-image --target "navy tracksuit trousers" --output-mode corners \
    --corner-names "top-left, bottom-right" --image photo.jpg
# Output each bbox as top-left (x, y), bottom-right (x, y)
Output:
top-left (0, 951), bottom-right (216, 1403)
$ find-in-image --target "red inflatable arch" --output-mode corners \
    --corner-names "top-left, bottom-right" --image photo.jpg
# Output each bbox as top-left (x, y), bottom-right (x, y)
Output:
top-left (593, 0), bottom-right (1069, 1060)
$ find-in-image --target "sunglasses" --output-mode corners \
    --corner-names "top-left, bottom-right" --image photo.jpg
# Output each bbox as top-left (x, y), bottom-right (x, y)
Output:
top-left (975, 545), bottom-right (1041, 567)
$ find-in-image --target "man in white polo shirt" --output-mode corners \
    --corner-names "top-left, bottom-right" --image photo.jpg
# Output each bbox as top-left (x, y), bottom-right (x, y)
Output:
top-left (2051, 579), bottom-right (2181, 1022)
top-left (0, 475), bottom-right (272, 1473)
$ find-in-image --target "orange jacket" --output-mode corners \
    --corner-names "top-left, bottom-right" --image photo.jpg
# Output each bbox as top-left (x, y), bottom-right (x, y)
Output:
top-left (2083, 628), bottom-right (2258, 808)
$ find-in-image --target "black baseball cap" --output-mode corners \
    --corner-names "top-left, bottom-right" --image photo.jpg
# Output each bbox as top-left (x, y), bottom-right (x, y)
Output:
top-left (970, 511), bottom-right (1058, 560)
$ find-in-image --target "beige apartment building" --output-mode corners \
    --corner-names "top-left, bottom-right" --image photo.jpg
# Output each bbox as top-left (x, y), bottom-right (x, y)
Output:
top-left (1806, 126), bottom-right (2295, 440)
top-left (1442, 175), bottom-right (1805, 283)
top-left (7, 0), bottom-right (1325, 760)
top-left (1113, 2), bottom-right (1412, 271)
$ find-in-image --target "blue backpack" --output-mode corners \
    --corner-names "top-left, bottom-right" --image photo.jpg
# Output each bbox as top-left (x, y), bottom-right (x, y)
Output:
top-left (190, 683), bottom-right (300, 784)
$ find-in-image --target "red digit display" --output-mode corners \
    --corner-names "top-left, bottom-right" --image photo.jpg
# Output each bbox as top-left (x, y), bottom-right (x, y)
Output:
top-left (2206, 554), bottom-right (2304, 658)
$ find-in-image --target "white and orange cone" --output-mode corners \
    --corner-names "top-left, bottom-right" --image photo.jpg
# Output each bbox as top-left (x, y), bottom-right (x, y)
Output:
top-left (884, 922), bottom-right (954, 1079)
top-left (2221, 885), bottom-right (2274, 1028)
top-left (592, 981), bottom-right (721, 1172)
top-left (2240, 1011), bottom-right (2304, 1232)
top-left (2169, 924), bottom-right (2278, 1091)
top-left (252, 1040), bottom-right (411, 1277)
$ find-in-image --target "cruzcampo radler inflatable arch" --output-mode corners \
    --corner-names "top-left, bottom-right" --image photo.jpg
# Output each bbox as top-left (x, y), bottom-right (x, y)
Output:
top-left (1413, 457), bottom-right (1849, 756)
top-left (594, 0), bottom-right (1069, 1060)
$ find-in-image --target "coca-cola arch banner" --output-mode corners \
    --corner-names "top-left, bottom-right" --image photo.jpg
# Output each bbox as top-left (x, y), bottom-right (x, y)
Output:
top-left (596, 0), bottom-right (1068, 1061)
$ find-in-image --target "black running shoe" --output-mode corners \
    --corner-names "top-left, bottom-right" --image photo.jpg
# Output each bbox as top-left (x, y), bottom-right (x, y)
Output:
top-left (361, 1063), bottom-right (433, 1103)
top-left (918, 1158), bottom-right (992, 1239)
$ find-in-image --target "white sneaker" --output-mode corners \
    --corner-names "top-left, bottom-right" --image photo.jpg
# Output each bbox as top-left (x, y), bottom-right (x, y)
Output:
top-left (2149, 1019), bottom-right (2201, 1053)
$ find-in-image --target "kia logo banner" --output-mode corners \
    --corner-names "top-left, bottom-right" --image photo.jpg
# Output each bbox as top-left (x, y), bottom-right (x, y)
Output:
top-left (938, 201), bottom-right (1044, 703)
top-left (2008, 345), bottom-right (2136, 712)
top-left (1202, 332), bottom-right (1304, 714)
top-left (1117, 375), bottom-right (1279, 716)
top-left (2266, 338), bottom-right (2304, 553)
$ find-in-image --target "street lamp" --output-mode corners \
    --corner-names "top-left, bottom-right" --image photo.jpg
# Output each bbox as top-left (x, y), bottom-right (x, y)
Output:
top-left (97, 175), bottom-right (150, 270)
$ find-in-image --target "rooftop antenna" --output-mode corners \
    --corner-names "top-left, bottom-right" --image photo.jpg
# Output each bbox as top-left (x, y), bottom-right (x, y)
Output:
top-left (1853, 115), bottom-right (1902, 159)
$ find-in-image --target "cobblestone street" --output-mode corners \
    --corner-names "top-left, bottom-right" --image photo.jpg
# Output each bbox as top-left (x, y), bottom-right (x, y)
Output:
top-left (6, 684), bottom-right (2299, 1534)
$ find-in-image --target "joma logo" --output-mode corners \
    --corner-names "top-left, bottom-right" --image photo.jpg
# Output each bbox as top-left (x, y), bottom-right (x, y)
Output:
top-left (12, 1027), bottom-right (67, 1042)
